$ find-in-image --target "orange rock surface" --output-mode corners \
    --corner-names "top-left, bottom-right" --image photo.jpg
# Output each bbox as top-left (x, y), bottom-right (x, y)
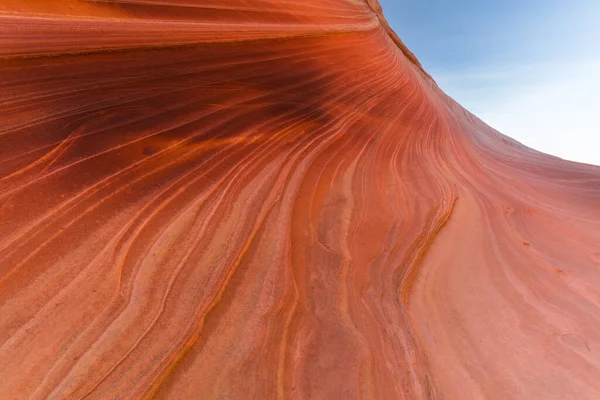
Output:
top-left (1, 1), bottom-right (599, 399)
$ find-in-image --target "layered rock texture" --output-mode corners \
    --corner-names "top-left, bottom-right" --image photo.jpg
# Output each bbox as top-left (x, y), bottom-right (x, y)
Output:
top-left (1, 1), bottom-right (600, 399)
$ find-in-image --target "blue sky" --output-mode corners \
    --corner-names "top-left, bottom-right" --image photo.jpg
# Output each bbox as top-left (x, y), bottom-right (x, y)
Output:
top-left (379, 0), bottom-right (600, 166)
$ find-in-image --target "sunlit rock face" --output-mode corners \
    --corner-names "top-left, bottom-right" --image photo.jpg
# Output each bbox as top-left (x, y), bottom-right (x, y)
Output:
top-left (1, 1), bottom-right (600, 399)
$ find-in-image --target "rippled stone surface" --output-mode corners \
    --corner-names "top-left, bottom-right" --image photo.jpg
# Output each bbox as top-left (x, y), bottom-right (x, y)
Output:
top-left (1, 1), bottom-right (600, 399)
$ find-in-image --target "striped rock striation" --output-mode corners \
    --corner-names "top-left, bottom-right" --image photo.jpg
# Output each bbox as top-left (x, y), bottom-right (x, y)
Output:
top-left (1, 1), bottom-right (599, 399)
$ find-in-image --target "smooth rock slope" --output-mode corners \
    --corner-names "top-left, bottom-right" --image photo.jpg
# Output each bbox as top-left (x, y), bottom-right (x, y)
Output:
top-left (1, 1), bottom-right (599, 399)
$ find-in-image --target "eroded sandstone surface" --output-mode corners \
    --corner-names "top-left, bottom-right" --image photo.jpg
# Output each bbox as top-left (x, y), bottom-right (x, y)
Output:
top-left (1, 1), bottom-right (599, 399)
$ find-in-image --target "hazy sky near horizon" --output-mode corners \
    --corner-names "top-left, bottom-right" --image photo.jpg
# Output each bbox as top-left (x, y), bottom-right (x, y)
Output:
top-left (379, 0), bottom-right (600, 166)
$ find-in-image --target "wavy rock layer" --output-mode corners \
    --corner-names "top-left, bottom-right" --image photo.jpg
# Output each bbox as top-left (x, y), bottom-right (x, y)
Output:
top-left (1, 1), bottom-right (600, 399)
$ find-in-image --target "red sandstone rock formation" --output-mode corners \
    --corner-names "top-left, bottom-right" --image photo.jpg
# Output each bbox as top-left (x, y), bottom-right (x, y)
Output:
top-left (1, 1), bottom-right (599, 399)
